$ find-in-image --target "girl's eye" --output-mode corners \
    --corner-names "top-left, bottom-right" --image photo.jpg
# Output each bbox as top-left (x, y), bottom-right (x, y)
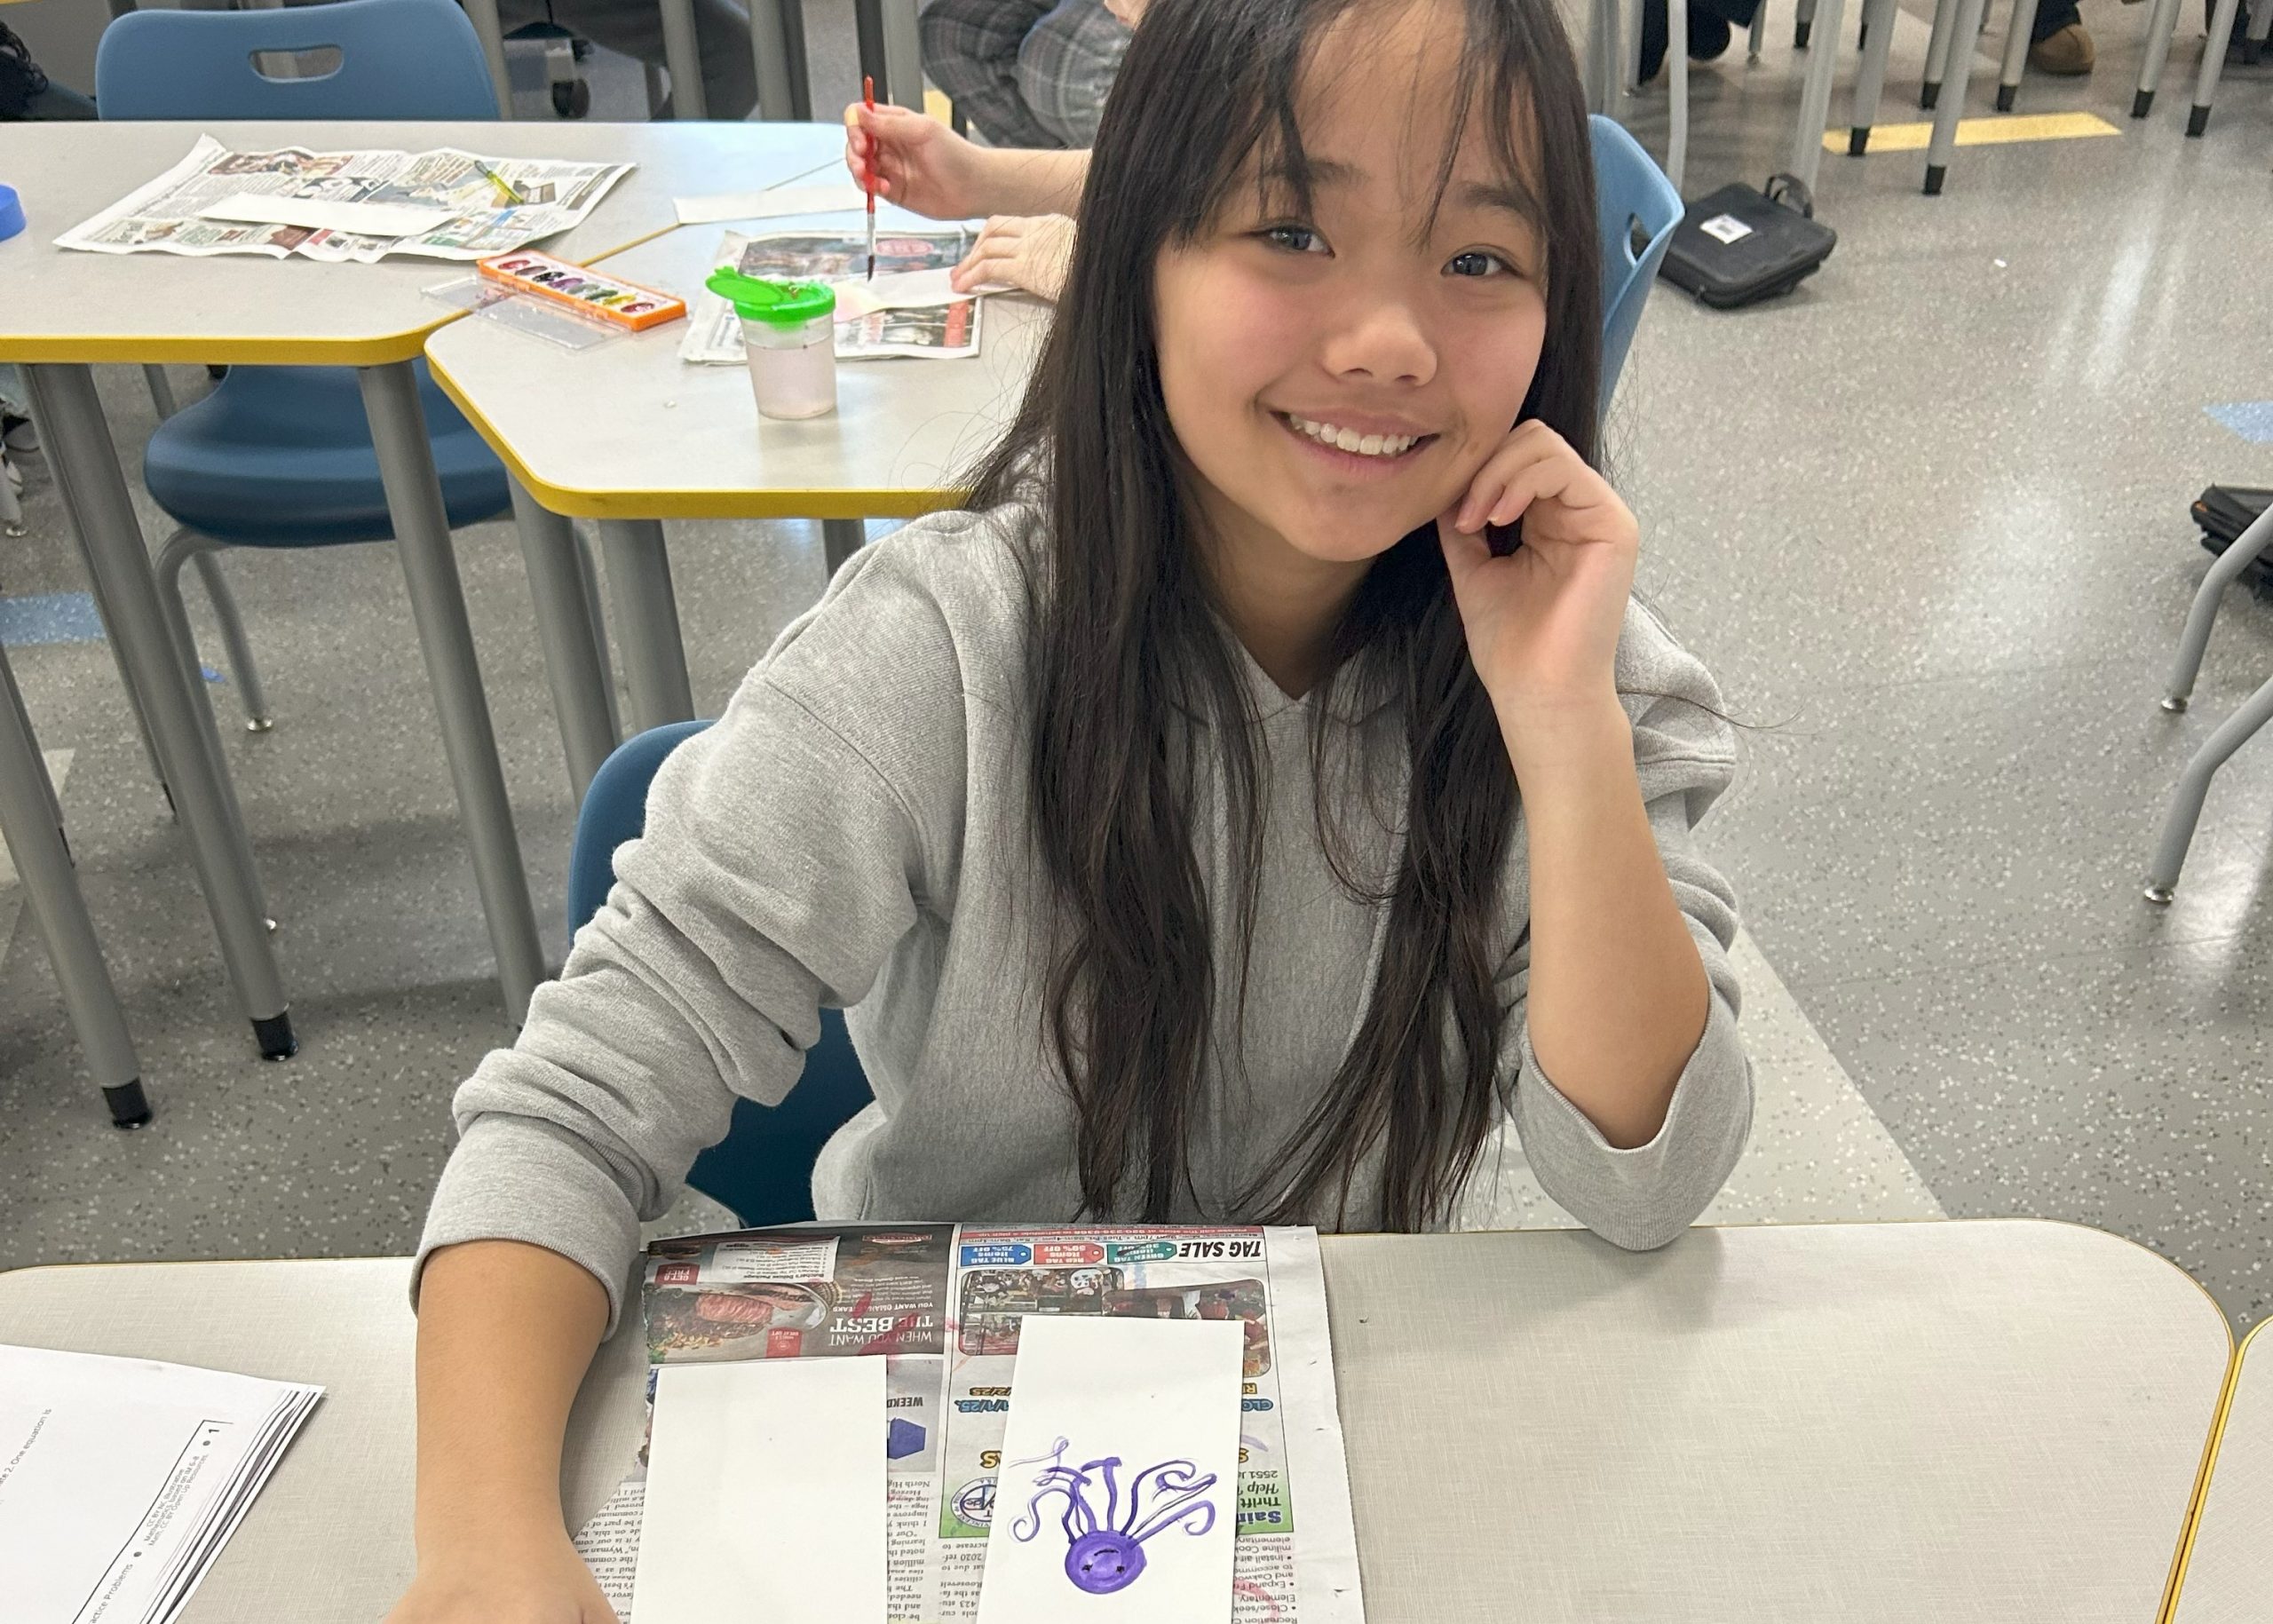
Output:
top-left (1261, 225), bottom-right (1328, 255)
top-left (1446, 249), bottom-right (1517, 279)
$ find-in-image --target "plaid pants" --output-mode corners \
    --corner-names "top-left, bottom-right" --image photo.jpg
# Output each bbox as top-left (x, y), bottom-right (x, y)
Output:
top-left (921, 0), bottom-right (1131, 150)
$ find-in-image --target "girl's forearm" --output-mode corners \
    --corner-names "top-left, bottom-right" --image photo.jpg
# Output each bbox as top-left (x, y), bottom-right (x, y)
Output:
top-left (411, 1240), bottom-right (610, 1558)
top-left (1504, 696), bottom-right (1711, 1148)
top-left (970, 147), bottom-right (1091, 218)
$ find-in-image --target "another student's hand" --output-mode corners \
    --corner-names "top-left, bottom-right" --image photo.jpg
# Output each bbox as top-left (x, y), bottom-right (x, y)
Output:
top-left (843, 101), bottom-right (984, 221)
top-left (384, 1530), bottom-right (617, 1624)
top-left (1437, 420), bottom-right (1639, 738)
top-left (953, 214), bottom-right (1076, 300)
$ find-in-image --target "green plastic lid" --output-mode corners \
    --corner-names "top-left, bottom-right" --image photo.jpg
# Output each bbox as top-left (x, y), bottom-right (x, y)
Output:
top-left (707, 268), bottom-right (836, 327)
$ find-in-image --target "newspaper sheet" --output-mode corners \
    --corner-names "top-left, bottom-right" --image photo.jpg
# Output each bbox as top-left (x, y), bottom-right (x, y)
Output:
top-left (575, 1224), bottom-right (1364, 1624)
top-left (680, 228), bottom-right (986, 363)
top-left (55, 135), bottom-right (632, 264)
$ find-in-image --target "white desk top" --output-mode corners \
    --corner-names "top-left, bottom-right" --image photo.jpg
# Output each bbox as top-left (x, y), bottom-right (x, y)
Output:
top-left (425, 204), bottom-right (1048, 519)
top-left (2172, 1320), bottom-right (2273, 1622)
top-left (0, 121), bottom-right (843, 365)
top-left (0, 1222), bottom-right (2231, 1623)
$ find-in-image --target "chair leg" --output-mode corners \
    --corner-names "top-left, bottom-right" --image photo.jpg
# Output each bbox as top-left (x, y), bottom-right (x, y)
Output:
top-left (2164, 502), bottom-right (2273, 711)
top-left (141, 364), bottom-right (180, 422)
top-left (1667, 0), bottom-right (1689, 188)
top-left (1849, 0), bottom-right (1900, 151)
top-left (154, 527), bottom-right (273, 924)
top-left (189, 551), bottom-right (273, 732)
top-left (1796, 0), bottom-right (1818, 45)
top-left (2134, 0), bottom-right (2185, 114)
top-left (1924, 0), bottom-right (1989, 192)
top-left (1922, 0), bottom-right (1958, 105)
top-left (2189, 0), bottom-right (2248, 132)
top-left (1997, 0), bottom-right (2041, 108)
top-left (2146, 669), bottom-right (2273, 902)
top-left (1749, 1), bottom-right (1768, 57)
top-left (2247, 0), bottom-right (2271, 62)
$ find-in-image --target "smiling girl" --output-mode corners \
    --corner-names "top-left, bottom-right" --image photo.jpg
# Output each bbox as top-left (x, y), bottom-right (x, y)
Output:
top-left (390, 1), bottom-right (1750, 1618)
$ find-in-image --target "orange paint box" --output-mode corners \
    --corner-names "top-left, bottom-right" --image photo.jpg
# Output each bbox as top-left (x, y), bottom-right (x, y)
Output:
top-left (476, 250), bottom-right (686, 330)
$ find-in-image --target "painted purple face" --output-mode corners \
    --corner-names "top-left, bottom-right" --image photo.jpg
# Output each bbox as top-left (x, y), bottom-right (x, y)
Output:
top-left (1065, 1530), bottom-right (1147, 1595)
top-left (1010, 1442), bottom-right (1219, 1596)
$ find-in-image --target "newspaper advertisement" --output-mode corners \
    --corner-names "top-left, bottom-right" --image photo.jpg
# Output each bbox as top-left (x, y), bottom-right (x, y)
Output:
top-left (55, 134), bottom-right (632, 264)
top-left (575, 1223), bottom-right (1364, 1624)
top-left (680, 227), bottom-right (986, 364)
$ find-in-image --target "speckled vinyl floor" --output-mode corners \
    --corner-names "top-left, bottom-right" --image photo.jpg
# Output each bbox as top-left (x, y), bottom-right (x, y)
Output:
top-left (2, 3), bottom-right (2268, 1319)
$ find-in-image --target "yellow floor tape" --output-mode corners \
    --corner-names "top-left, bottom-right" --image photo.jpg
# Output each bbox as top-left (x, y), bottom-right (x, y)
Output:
top-left (1822, 109), bottom-right (2121, 153)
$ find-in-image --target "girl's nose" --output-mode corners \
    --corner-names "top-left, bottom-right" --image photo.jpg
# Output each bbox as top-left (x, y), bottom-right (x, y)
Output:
top-left (1317, 298), bottom-right (1437, 387)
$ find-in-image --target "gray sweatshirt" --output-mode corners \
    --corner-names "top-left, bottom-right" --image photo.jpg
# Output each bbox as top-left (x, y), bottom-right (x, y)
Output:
top-left (417, 504), bottom-right (1753, 1332)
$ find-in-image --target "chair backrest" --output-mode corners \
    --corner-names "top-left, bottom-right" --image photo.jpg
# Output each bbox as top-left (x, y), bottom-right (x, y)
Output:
top-left (571, 722), bottom-right (876, 1229)
top-left (95, 0), bottom-right (496, 122)
top-left (1589, 115), bottom-right (1683, 414)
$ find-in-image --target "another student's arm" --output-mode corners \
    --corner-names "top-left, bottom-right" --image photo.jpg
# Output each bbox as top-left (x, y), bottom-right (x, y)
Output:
top-left (385, 1241), bottom-right (614, 1623)
top-left (844, 102), bottom-right (1090, 218)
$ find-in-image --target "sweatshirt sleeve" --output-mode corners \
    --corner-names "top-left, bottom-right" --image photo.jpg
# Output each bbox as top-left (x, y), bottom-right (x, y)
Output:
top-left (1504, 601), bottom-right (1754, 1250)
top-left (413, 535), bottom-right (972, 1334)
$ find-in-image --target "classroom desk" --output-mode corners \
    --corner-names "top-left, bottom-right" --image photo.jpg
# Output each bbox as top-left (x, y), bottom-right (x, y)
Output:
top-left (0, 644), bottom-right (147, 1127)
top-left (427, 136), bottom-right (1046, 789)
top-left (0, 1221), bottom-right (2233, 1622)
top-left (0, 120), bottom-right (830, 1034)
top-left (2171, 1320), bottom-right (2273, 1623)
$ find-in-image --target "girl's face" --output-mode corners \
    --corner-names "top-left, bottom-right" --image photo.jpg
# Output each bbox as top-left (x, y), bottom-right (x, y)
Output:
top-left (1153, 0), bottom-right (1550, 579)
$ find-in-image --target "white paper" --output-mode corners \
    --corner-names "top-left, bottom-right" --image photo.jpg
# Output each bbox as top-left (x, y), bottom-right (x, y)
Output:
top-left (634, 1357), bottom-right (887, 1624)
top-left (198, 194), bottom-right (454, 236)
top-left (1698, 212), bottom-right (1754, 244)
top-left (0, 1343), bottom-right (322, 1624)
top-left (675, 186), bottom-right (874, 226)
top-left (829, 267), bottom-right (1017, 319)
top-left (978, 1318), bottom-right (1244, 1624)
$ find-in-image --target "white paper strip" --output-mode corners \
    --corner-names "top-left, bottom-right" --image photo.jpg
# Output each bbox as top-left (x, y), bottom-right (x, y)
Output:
top-left (675, 186), bottom-right (873, 226)
top-left (634, 1357), bottom-right (887, 1624)
top-left (197, 194), bottom-right (455, 236)
top-left (978, 1318), bottom-right (1245, 1624)
top-left (828, 267), bottom-right (1018, 319)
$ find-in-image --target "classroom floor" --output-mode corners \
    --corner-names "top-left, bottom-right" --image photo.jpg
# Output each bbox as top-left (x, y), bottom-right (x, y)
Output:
top-left (3, 4), bottom-right (2269, 1322)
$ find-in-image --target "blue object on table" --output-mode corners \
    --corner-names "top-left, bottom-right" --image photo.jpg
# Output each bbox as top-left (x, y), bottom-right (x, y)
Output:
top-left (569, 722), bottom-right (878, 1230)
top-left (0, 184), bottom-right (23, 244)
top-left (1589, 115), bottom-right (1683, 414)
top-left (92, 0), bottom-right (510, 719)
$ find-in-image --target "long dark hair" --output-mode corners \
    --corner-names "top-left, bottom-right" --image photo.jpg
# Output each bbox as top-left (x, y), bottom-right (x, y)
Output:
top-left (965, 0), bottom-right (1603, 1229)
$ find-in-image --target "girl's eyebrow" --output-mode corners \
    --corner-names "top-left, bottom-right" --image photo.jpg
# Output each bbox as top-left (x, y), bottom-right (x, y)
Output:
top-left (1450, 177), bottom-right (1547, 235)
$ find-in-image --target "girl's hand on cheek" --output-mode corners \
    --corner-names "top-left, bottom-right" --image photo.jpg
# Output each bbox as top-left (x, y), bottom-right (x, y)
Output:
top-left (1436, 420), bottom-right (1638, 742)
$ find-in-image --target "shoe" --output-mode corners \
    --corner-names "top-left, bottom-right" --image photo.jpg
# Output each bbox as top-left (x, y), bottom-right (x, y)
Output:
top-left (2029, 21), bottom-right (2095, 72)
top-left (1689, 10), bottom-right (1735, 59)
top-left (0, 408), bottom-right (34, 455)
top-left (1639, 0), bottom-right (1670, 83)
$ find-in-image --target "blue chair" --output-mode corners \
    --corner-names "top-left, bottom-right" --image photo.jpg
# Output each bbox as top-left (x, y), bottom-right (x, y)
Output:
top-left (569, 723), bottom-right (877, 1227)
top-left (1589, 115), bottom-right (1683, 415)
top-left (94, 0), bottom-right (511, 740)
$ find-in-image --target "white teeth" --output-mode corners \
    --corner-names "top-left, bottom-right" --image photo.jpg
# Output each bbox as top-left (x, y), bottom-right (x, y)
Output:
top-left (1286, 413), bottom-right (1419, 459)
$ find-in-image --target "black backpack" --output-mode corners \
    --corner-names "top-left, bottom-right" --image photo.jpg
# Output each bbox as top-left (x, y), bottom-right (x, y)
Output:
top-left (0, 22), bottom-right (51, 122)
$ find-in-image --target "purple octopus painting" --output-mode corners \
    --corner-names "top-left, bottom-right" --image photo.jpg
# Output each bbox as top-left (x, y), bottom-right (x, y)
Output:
top-left (1009, 1438), bottom-right (1222, 1596)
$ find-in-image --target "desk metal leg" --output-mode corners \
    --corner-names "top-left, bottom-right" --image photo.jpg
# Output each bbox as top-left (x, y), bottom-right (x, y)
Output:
top-left (1921, 0), bottom-right (1958, 106)
top-left (1848, 0), bottom-right (1899, 151)
top-left (509, 480), bottom-right (618, 800)
top-left (822, 519), bottom-right (867, 575)
top-left (2134, 0), bottom-right (2184, 114)
top-left (2188, 0), bottom-right (2248, 133)
top-left (1923, 0), bottom-right (1988, 192)
top-left (1786, 0), bottom-right (1850, 192)
top-left (749, 0), bottom-right (799, 120)
top-left (22, 362), bottom-right (295, 1060)
top-left (596, 519), bottom-right (694, 733)
top-left (0, 647), bottom-right (151, 1127)
top-left (461, 0), bottom-right (516, 120)
top-left (659, 0), bottom-right (710, 120)
top-left (1995, 0), bottom-right (2040, 109)
top-left (357, 361), bottom-right (544, 1024)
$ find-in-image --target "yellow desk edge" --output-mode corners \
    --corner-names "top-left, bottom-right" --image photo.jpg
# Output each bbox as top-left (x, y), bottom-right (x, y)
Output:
top-left (0, 224), bottom-right (678, 369)
top-left (2161, 1315), bottom-right (2266, 1622)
